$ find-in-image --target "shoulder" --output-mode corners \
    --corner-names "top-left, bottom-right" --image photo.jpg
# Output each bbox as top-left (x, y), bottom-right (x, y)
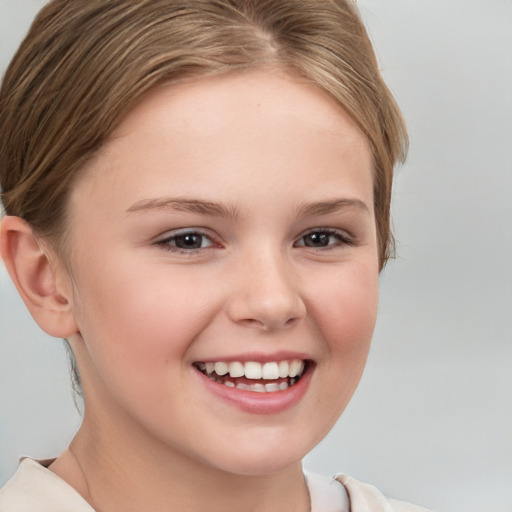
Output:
top-left (335, 474), bottom-right (433, 512)
top-left (0, 458), bottom-right (94, 512)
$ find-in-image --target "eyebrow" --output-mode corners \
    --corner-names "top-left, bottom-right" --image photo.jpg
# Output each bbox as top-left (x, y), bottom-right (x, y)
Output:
top-left (127, 197), bottom-right (370, 220)
top-left (126, 197), bottom-right (241, 220)
top-left (297, 198), bottom-right (370, 217)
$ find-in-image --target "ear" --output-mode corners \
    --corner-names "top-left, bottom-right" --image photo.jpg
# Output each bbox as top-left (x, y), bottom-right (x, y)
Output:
top-left (0, 215), bottom-right (78, 338)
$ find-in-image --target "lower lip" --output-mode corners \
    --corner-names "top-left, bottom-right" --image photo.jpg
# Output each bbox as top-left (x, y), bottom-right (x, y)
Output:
top-left (195, 365), bottom-right (313, 415)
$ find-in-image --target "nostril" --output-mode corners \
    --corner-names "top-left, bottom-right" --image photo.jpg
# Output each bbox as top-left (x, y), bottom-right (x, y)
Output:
top-left (235, 314), bottom-right (302, 332)
top-left (238, 318), bottom-right (267, 329)
top-left (284, 316), bottom-right (300, 328)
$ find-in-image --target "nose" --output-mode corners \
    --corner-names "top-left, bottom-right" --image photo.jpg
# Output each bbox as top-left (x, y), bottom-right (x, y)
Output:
top-left (226, 251), bottom-right (306, 331)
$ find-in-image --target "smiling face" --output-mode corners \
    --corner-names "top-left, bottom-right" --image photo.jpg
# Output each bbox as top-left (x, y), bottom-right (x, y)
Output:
top-left (62, 70), bottom-right (379, 476)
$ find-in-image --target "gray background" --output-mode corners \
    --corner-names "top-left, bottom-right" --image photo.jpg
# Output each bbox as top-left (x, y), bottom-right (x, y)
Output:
top-left (1, 1), bottom-right (511, 511)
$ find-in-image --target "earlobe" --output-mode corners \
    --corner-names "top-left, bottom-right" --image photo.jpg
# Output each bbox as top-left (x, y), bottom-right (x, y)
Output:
top-left (0, 215), bottom-right (78, 338)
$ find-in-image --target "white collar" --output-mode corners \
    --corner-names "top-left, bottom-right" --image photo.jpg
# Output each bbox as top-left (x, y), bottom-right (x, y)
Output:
top-left (305, 470), bottom-right (350, 512)
top-left (0, 459), bottom-right (349, 512)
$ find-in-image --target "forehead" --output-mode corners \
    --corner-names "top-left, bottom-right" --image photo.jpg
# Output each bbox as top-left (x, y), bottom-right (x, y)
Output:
top-left (116, 69), bottom-right (367, 142)
top-left (73, 69), bottom-right (374, 212)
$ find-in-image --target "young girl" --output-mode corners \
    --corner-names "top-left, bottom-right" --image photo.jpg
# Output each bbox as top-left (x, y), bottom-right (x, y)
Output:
top-left (0, 1), bottom-right (428, 510)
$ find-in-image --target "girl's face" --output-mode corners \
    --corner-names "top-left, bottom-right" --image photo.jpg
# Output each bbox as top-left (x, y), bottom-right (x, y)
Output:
top-left (64, 70), bottom-right (379, 475)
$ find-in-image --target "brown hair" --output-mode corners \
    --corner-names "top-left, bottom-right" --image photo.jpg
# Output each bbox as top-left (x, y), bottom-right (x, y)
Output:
top-left (0, 0), bottom-right (407, 265)
top-left (0, 0), bottom-right (407, 395)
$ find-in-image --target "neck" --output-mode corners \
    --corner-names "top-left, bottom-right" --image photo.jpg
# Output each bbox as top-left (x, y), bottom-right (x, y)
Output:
top-left (50, 414), bottom-right (310, 512)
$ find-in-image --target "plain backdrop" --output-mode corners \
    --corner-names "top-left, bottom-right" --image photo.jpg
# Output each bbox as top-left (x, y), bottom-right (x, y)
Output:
top-left (1, 1), bottom-right (511, 511)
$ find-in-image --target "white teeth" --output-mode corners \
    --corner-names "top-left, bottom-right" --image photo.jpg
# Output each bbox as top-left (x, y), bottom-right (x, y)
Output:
top-left (262, 362), bottom-right (280, 380)
top-left (214, 362), bottom-right (229, 376)
top-left (244, 361), bottom-right (262, 379)
top-left (279, 361), bottom-right (289, 378)
top-left (289, 359), bottom-right (302, 378)
top-left (229, 361), bottom-right (244, 378)
top-left (198, 358), bottom-right (306, 381)
top-left (253, 383), bottom-right (266, 393)
top-left (239, 383), bottom-right (260, 392)
top-left (225, 378), bottom-right (296, 393)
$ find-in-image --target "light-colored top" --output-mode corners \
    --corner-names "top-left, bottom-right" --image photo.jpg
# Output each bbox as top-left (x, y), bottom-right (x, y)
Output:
top-left (0, 458), bottom-right (431, 511)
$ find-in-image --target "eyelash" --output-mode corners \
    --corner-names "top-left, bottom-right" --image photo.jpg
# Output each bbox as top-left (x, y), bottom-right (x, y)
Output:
top-left (155, 228), bottom-right (355, 253)
top-left (155, 229), bottom-right (218, 253)
top-left (294, 228), bottom-right (355, 249)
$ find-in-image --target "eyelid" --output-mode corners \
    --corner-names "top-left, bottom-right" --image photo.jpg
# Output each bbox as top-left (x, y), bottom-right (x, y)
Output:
top-left (294, 227), bottom-right (356, 248)
top-left (154, 227), bottom-right (221, 251)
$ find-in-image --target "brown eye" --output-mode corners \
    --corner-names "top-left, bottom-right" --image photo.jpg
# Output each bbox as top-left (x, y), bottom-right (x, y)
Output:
top-left (173, 233), bottom-right (205, 249)
top-left (295, 229), bottom-right (353, 249)
top-left (156, 230), bottom-right (215, 251)
top-left (302, 232), bottom-right (331, 247)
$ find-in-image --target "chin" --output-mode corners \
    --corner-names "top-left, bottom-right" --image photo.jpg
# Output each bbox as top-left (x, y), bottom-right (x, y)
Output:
top-left (215, 454), bottom-right (303, 477)
top-left (198, 432), bottom-right (316, 477)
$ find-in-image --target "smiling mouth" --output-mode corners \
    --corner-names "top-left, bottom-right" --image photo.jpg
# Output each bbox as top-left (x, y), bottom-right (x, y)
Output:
top-left (193, 359), bottom-right (309, 393)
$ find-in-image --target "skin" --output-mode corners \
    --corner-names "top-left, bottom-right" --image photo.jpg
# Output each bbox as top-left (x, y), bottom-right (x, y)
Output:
top-left (2, 69), bottom-right (379, 511)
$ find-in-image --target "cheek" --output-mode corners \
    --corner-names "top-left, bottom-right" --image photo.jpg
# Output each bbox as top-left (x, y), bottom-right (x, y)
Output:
top-left (309, 261), bottom-right (379, 355)
top-left (70, 262), bottom-right (221, 381)
top-left (297, 262), bottom-right (379, 443)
